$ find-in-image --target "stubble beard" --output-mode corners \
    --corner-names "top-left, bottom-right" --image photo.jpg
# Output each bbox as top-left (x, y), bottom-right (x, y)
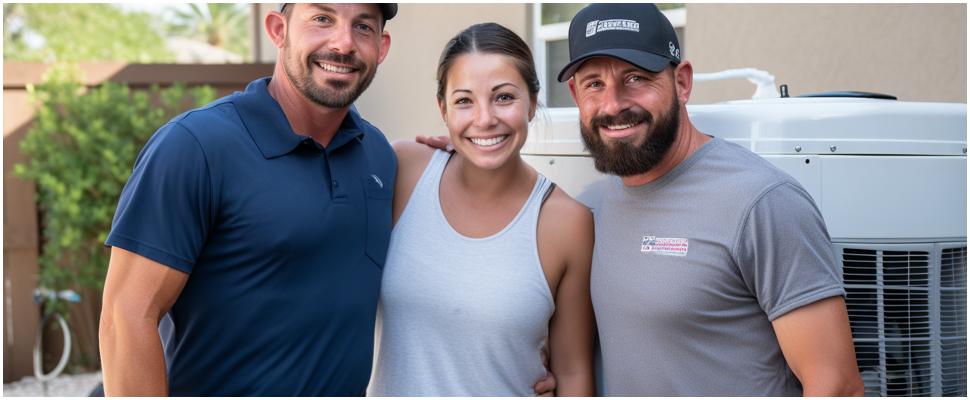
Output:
top-left (282, 37), bottom-right (377, 109)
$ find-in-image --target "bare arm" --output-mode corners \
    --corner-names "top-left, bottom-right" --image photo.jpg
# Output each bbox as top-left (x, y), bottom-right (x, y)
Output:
top-left (771, 296), bottom-right (864, 396)
top-left (390, 140), bottom-right (435, 225)
top-left (100, 247), bottom-right (188, 396)
top-left (545, 194), bottom-right (596, 396)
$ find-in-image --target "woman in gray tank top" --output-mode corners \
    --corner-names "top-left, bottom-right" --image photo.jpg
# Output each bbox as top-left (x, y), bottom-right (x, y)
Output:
top-left (367, 23), bottom-right (595, 396)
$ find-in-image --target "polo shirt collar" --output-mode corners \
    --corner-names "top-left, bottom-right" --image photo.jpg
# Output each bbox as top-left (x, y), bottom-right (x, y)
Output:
top-left (235, 77), bottom-right (366, 159)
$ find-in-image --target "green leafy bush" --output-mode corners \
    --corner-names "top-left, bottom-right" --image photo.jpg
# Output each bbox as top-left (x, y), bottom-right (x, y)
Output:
top-left (15, 66), bottom-right (216, 317)
top-left (4, 4), bottom-right (175, 63)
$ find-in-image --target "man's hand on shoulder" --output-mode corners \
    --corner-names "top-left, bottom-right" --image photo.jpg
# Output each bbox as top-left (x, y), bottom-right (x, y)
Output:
top-left (415, 134), bottom-right (453, 152)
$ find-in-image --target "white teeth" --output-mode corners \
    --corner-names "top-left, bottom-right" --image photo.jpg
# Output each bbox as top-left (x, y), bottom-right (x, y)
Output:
top-left (469, 135), bottom-right (508, 147)
top-left (318, 63), bottom-right (354, 73)
top-left (606, 123), bottom-right (636, 130)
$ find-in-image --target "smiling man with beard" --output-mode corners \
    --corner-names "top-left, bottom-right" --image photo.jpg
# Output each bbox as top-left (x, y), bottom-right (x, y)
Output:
top-left (559, 3), bottom-right (864, 396)
top-left (99, 3), bottom-right (398, 396)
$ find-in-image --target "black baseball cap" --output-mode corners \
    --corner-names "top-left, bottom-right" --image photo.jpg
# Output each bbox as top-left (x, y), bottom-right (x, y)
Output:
top-left (557, 3), bottom-right (681, 82)
top-left (278, 3), bottom-right (398, 23)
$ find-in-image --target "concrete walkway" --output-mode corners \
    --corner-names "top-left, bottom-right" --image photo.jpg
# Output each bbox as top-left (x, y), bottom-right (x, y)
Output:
top-left (3, 371), bottom-right (102, 397)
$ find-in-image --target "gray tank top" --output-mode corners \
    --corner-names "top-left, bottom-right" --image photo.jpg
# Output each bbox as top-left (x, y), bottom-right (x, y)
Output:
top-left (368, 150), bottom-right (555, 396)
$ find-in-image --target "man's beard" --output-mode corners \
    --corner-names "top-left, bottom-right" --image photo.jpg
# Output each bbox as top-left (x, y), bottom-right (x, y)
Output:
top-left (282, 38), bottom-right (376, 109)
top-left (580, 92), bottom-right (680, 177)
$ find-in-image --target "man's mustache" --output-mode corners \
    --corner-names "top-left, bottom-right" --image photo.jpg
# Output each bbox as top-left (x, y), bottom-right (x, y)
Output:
top-left (589, 108), bottom-right (652, 130)
top-left (308, 51), bottom-right (366, 72)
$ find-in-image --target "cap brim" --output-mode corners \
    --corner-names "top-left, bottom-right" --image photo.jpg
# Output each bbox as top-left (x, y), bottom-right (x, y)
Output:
top-left (557, 49), bottom-right (673, 82)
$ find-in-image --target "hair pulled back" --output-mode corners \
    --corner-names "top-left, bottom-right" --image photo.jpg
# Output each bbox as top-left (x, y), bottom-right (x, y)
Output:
top-left (436, 23), bottom-right (540, 103)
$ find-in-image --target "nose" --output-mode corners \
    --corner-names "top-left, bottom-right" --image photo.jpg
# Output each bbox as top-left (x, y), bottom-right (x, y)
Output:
top-left (599, 82), bottom-right (631, 117)
top-left (473, 103), bottom-right (497, 129)
top-left (329, 24), bottom-right (355, 55)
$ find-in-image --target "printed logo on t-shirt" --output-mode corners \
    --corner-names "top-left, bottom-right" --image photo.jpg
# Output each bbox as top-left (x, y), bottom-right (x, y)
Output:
top-left (641, 236), bottom-right (688, 256)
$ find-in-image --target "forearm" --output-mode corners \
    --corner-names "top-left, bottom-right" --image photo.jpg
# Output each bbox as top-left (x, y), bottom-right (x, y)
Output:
top-left (551, 369), bottom-right (595, 396)
top-left (100, 311), bottom-right (168, 396)
top-left (801, 373), bottom-right (865, 396)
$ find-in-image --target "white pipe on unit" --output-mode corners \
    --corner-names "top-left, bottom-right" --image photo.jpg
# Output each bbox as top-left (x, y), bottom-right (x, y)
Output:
top-left (694, 68), bottom-right (779, 99)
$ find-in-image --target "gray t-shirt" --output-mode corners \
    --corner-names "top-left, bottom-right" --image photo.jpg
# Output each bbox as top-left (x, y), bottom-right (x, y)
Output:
top-left (591, 137), bottom-right (844, 396)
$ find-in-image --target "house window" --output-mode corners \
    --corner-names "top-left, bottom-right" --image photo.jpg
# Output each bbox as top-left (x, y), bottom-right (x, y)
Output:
top-left (533, 3), bottom-right (686, 108)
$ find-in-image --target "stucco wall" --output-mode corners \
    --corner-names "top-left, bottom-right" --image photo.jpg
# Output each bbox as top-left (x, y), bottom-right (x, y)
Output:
top-left (684, 4), bottom-right (967, 104)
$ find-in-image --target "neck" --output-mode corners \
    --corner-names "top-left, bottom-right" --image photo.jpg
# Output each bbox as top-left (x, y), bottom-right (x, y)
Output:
top-left (267, 66), bottom-right (348, 147)
top-left (449, 154), bottom-right (534, 200)
top-left (619, 120), bottom-right (710, 187)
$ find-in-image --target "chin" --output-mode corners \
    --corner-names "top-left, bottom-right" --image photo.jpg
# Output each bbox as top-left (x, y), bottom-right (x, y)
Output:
top-left (463, 153), bottom-right (509, 170)
top-left (457, 146), bottom-right (520, 171)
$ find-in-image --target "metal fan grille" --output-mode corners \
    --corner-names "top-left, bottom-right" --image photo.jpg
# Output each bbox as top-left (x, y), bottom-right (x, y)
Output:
top-left (840, 244), bottom-right (967, 397)
top-left (940, 247), bottom-right (967, 396)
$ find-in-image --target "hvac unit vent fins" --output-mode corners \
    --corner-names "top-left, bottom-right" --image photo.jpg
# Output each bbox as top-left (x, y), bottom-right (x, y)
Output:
top-left (940, 247), bottom-right (967, 396)
top-left (840, 245), bottom-right (967, 397)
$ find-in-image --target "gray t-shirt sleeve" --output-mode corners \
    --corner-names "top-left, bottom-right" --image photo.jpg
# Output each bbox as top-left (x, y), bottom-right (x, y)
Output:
top-left (734, 181), bottom-right (845, 321)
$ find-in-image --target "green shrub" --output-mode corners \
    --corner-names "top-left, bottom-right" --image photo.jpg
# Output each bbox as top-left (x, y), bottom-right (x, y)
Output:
top-left (14, 66), bottom-right (216, 317)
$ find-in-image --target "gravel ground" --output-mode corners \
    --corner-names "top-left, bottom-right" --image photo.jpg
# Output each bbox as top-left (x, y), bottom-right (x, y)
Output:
top-left (3, 371), bottom-right (102, 397)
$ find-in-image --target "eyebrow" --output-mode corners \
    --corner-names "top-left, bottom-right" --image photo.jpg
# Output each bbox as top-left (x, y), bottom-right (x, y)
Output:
top-left (576, 72), bottom-right (601, 84)
top-left (450, 82), bottom-right (520, 96)
top-left (492, 82), bottom-right (518, 91)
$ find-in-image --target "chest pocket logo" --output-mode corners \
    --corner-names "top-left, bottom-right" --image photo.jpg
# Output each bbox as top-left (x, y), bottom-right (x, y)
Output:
top-left (641, 236), bottom-right (689, 257)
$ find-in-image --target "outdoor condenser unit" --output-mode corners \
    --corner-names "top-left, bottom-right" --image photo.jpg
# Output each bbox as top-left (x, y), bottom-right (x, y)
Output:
top-left (523, 71), bottom-right (967, 396)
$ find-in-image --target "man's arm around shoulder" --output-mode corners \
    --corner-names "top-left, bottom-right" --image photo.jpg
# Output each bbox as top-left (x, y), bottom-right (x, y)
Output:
top-left (772, 296), bottom-right (865, 396)
top-left (100, 247), bottom-right (188, 396)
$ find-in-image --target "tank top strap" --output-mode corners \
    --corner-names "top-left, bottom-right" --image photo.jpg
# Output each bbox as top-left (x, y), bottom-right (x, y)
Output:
top-left (412, 149), bottom-right (452, 199)
top-left (518, 173), bottom-right (553, 236)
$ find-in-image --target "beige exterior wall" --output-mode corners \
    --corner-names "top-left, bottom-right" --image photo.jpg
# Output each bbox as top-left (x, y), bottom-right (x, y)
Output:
top-left (684, 4), bottom-right (967, 104)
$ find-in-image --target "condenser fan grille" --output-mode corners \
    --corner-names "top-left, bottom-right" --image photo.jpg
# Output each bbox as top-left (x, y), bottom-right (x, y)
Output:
top-left (940, 247), bottom-right (967, 396)
top-left (839, 244), bottom-right (966, 397)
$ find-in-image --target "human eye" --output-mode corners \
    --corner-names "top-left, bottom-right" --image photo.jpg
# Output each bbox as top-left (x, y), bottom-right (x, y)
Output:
top-left (312, 15), bottom-right (334, 24)
top-left (495, 93), bottom-right (516, 104)
top-left (585, 80), bottom-right (604, 90)
top-left (355, 22), bottom-right (376, 33)
top-left (454, 97), bottom-right (472, 106)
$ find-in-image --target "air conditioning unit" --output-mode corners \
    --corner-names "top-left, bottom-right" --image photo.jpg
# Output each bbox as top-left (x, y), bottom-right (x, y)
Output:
top-left (523, 76), bottom-right (967, 396)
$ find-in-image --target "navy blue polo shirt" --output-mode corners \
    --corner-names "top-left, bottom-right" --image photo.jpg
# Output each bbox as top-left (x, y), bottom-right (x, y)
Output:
top-left (106, 77), bottom-right (396, 396)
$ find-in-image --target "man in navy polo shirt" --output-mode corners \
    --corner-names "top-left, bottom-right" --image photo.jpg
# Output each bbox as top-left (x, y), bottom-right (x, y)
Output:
top-left (99, 4), bottom-right (397, 395)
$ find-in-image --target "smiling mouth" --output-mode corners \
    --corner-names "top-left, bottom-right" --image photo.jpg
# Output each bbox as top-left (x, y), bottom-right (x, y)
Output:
top-left (316, 62), bottom-right (358, 74)
top-left (605, 122), bottom-right (638, 130)
top-left (468, 135), bottom-right (509, 147)
top-left (599, 119), bottom-right (645, 136)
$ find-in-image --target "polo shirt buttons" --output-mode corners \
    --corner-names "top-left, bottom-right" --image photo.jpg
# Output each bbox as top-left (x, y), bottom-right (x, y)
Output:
top-left (332, 180), bottom-right (339, 188)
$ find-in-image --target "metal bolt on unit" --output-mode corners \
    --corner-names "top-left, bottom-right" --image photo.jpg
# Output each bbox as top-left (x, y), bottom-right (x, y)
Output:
top-left (794, 145), bottom-right (802, 153)
top-left (548, 159), bottom-right (555, 165)
top-left (830, 146), bottom-right (838, 153)
top-left (963, 147), bottom-right (967, 154)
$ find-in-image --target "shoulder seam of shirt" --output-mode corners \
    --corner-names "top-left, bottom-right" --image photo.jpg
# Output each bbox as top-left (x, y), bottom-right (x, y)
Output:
top-left (170, 120), bottom-right (216, 230)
